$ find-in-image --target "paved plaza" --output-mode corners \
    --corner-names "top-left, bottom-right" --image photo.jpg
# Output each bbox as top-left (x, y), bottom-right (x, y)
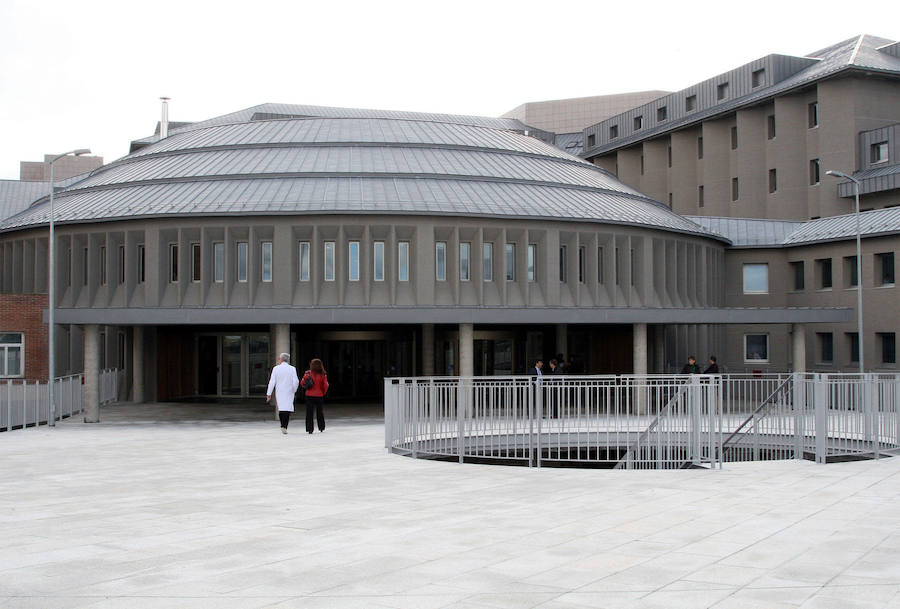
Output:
top-left (2, 402), bottom-right (900, 609)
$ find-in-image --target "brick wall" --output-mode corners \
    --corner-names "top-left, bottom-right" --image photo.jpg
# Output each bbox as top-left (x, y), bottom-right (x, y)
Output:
top-left (0, 294), bottom-right (48, 380)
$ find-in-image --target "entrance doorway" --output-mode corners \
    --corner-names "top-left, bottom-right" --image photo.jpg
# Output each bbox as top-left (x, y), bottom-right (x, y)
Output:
top-left (195, 333), bottom-right (271, 398)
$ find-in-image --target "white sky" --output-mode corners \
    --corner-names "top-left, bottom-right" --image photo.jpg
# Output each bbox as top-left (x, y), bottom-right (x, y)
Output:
top-left (1, 0), bottom-right (898, 179)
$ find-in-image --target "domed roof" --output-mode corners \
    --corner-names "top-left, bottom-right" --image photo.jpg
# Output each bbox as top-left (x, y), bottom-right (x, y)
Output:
top-left (0, 106), bottom-right (723, 240)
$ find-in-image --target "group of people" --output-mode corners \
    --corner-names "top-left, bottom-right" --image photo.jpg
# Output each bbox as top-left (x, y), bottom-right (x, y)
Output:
top-left (528, 353), bottom-right (578, 377)
top-left (266, 353), bottom-right (329, 435)
top-left (680, 355), bottom-right (719, 374)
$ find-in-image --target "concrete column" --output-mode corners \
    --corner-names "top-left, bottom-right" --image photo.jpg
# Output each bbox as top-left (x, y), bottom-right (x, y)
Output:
top-left (633, 323), bottom-right (648, 375)
top-left (792, 323), bottom-right (806, 373)
top-left (555, 323), bottom-right (568, 359)
top-left (83, 324), bottom-right (100, 423)
top-left (273, 323), bottom-right (290, 363)
top-left (459, 323), bottom-right (474, 377)
top-left (132, 326), bottom-right (144, 404)
top-left (422, 323), bottom-right (435, 376)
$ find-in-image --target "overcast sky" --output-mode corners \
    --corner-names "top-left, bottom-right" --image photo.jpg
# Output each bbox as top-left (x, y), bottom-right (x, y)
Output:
top-left (1, 0), bottom-right (898, 179)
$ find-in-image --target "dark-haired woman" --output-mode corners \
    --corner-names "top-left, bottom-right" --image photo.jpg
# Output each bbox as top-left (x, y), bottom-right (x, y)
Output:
top-left (301, 358), bottom-right (329, 434)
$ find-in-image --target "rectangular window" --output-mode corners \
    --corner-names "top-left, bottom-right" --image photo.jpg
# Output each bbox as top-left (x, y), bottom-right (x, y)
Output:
top-left (236, 241), bottom-right (248, 282)
top-left (298, 241), bottom-right (310, 282)
top-left (169, 244), bottom-right (178, 283)
top-left (597, 247), bottom-right (604, 284)
top-left (657, 106), bottom-right (667, 121)
top-left (191, 242), bottom-right (201, 282)
top-left (752, 68), bottom-right (765, 88)
top-left (213, 242), bottom-right (224, 282)
top-left (99, 246), bottom-right (107, 286)
top-left (847, 332), bottom-right (859, 363)
top-left (398, 241), bottom-right (409, 282)
top-left (373, 241), bottom-right (385, 281)
top-left (82, 247), bottom-right (88, 286)
top-left (767, 114), bottom-right (776, 139)
top-left (809, 159), bottom-right (820, 185)
top-left (118, 245), bottom-right (125, 284)
top-left (844, 255), bottom-right (858, 287)
top-left (697, 136), bottom-right (704, 159)
top-left (615, 247), bottom-right (620, 285)
top-left (137, 245), bottom-right (145, 284)
top-left (99, 331), bottom-right (106, 370)
top-left (505, 243), bottom-right (515, 281)
top-left (698, 185), bottom-right (704, 207)
top-left (877, 252), bottom-right (895, 285)
top-left (732, 177), bottom-right (739, 201)
top-left (348, 241), bottom-right (360, 282)
top-left (435, 242), bottom-right (446, 281)
top-left (261, 241), bottom-right (273, 282)
top-left (117, 332), bottom-right (126, 369)
top-left (817, 258), bottom-right (832, 289)
top-left (558, 245), bottom-right (567, 282)
top-left (668, 193), bottom-right (673, 206)
top-left (744, 334), bottom-right (769, 363)
top-left (742, 263), bottom-right (768, 294)
top-left (871, 141), bottom-right (889, 164)
top-left (685, 94), bottom-right (697, 112)
top-left (768, 168), bottom-right (777, 193)
top-left (630, 248), bottom-right (636, 286)
top-left (482, 242), bottom-right (492, 282)
top-left (633, 115), bottom-right (643, 130)
top-left (717, 82), bottom-right (729, 100)
top-left (527, 244), bottom-right (536, 282)
top-left (731, 126), bottom-right (738, 150)
top-left (667, 145), bottom-right (672, 168)
top-left (65, 246), bottom-right (72, 286)
top-left (808, 102), bottom-right (818, 128)
top-left (0, 332), bottom-right (24, 377)
top-left (587, 133), bottom-right (596, 147)
top-left (880, 332), bottom-right (897, 364)
top-left (817, 332), bottom-right (834, 363)
top-left (323, 241), bottom-right (335, 282)
top-left (608, 125), bottom-right (618, 139)
top-left (578, 246), bottom-right (585, 283)
top-left (459, 242), bottom-right (470, 281)
top-left (790, 261), bottom-right (805, 291)
top-left (640, 155), bottom-right (644, 175)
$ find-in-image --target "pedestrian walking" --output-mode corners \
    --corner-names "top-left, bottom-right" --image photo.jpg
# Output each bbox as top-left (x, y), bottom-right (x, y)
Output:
top-left (301, 358), bottom-right (329, 434)
top-left (680, 356), bottom-right (700, 374)
top-left (703, 355), bottom-right (719, 374)
top-left (266, 353), bottom-right (300, 434)
top-left (529, 359), bottom-right (544, 378)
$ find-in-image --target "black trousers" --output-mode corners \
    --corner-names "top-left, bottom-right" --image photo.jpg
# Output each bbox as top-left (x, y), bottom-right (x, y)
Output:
top-left (278, 411), bottom-right (291, 429)
top-left (305, 396), bottom-right (325, 433)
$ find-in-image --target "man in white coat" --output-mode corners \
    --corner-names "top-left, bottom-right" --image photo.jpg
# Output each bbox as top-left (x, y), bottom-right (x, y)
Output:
top-left (266, 353), bottom-right (300, 434)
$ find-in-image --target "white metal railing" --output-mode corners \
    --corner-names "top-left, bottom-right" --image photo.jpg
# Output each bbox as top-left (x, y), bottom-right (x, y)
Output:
top-left (99, 368), bottom-right (121, 406)
top-left (384, 373), bottom-right (900, 469)
top-left (1, 374), bottom-right (83, 432)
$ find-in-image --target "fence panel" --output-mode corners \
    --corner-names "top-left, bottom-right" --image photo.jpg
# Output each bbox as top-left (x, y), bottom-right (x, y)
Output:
top-left (1, 375), bottom-right (84, 432)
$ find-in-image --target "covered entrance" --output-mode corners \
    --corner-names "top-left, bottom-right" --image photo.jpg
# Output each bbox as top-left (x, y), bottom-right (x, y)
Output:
top-left (196, 333), bottom-right (271, 397)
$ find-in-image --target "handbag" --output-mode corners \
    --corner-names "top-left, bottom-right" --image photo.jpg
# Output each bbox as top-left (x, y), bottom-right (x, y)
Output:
top-left (302, 372), bottom-right (315, 391)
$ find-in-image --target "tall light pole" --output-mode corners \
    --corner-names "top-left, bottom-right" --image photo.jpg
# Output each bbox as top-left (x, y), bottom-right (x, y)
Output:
top-left (48, 149), bottom-right (91, 427)
top-left (826, 169), bottom-right (864, 375)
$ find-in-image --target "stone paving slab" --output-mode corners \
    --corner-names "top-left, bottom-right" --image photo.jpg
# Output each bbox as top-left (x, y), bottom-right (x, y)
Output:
top-left (2, 401), bottom-right (900, 608)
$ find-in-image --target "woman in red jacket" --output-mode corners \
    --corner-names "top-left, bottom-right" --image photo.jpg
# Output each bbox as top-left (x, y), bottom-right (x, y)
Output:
top-left (301, 358), bottom-right (329, 434)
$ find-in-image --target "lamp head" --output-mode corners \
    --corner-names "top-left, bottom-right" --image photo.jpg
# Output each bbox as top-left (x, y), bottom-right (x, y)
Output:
top-left (73, 149), bottom-right (91, 156)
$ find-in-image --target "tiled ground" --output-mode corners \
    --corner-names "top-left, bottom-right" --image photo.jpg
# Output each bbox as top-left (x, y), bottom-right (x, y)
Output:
top-left (1, 402), bottom-right (900, 608)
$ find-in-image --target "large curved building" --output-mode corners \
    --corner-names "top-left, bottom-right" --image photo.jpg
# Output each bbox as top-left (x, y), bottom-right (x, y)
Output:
top-left (0, 104), bottom-right (848, 408)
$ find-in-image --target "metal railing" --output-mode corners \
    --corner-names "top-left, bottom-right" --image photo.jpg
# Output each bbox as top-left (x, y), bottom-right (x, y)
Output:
top-left (99, 368), bottom-right (122, 406)
top-left (385, 373), bottom-right (900, 469)
top-left (1, 374), bottom-right (83, 432)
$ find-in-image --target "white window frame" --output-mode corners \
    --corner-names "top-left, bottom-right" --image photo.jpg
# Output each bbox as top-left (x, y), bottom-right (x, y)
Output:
top-left (118, 245), bottom-right (125, 285)
top-left (236, 241), bottom-right (248, 283)
top-left (744, 334), bottom-right (770, 363)
top-left (213, 242), bottom-right (225, 283)
top-left (261, 241), bottom-right (273, 282)
top-left (348, 241), bottom-right (360, 282)
top-left (527, 244), bottom-right (536, 282)
top-left (435, 242), bottom-right (447, 282)
top-left (191, 242), bottom-right (201, 283)
top-left (373, 241), bottom-right (384, 282)
top-left (137, 245), bottom-right (145, 284)
top-left (398, 241), bottom-right (409, 282)
top-left (99, 245), bottom-right (107, 286)
top-left (505, 243), bottom-right (515, 281)
top-left (0, 332), bottom-right (24, 378)
top-left (324, 241), bottom-right (335, 282)
top-left (482, 242), bottom-right (493, 282)
top-left (298, 241), bottom-right (310, 282)
top-left (459, 242), bottom-right (470, 281)
top-left (742, 263), bottom-right (769, 294)
top-left (169, 243), bottom-right (179, 283)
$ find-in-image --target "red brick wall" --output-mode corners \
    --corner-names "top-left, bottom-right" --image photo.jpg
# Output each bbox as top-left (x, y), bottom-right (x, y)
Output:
top-left (0, 294), bottom-right (48, 380)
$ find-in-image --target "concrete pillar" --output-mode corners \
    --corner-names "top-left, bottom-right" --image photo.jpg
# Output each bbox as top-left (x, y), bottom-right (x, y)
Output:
top-left (422, 323), bottom-right (435, 376)
top-left (792, 323), bottom-right (806, 373)
top-left (459, 323), bottom-right (474, 377)
top-left (555, 323), bottom-right (568, 360)
top-left (273, 323), bottom-right (290, 363)
top-left (132, 326), bottom-right (144, 403)
top-left (633, 323), bottom-right (648, 375)
top-left (83, 324), bottom-right (100, 423)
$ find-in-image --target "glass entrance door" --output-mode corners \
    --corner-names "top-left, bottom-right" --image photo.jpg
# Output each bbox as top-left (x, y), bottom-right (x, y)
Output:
top-left (247, 335), bottom-right (270, 395)
top-left (221, 336), bottom-right (242, 395)
top-left (199, 333), bottom-right (271, 397)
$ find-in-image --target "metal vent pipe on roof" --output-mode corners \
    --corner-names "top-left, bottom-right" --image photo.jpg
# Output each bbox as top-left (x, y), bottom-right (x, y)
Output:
top-left (160, 97), bottom-right (170, 139)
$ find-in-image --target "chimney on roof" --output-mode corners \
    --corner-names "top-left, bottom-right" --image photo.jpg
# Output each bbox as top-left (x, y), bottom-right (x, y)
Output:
top-left (160, 97), bottom-right (171, 139)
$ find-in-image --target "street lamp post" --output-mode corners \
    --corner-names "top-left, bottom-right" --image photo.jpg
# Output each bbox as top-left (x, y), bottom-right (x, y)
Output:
top-left (48, 149), bottom-right (91, 427)
top-left (826, 169), bottom-right (864, 375)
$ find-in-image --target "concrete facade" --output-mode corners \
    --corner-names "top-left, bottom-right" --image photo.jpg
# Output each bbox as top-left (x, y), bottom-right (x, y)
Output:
top-left (502, 91), bottom-right (669, 135)
top-left (19, 154), bottom-right (103, 182)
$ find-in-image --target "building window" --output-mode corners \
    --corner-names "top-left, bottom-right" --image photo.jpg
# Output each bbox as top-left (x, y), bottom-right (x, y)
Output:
top-left (871, 141), bottom-right (889, 164)
top-left (667, 145), bottom-right (672, 168)
top-left (640, 155), bottom-right (644, 175)
top-left (717, 82), bottom-right (729, 100)
top-left (482, 242), bottom-right (492, 282)
top-left (731, 177), bottom-right (739, 201)
top-left (685, 94), bottom-right (697, 112)
top-left (190, 243), bottom-right (201, 282)
top-left (82, 247), bottom-right (88, 286)
top-left (608, 125), bottom-right (617, 139)
top-left (117, 332), bottom-right (126, 369)
top-left (459, 242), bottom-right (470, 281)
top-left (169, 244), bottom-right (178, 283)
top-left (236, 241), bottom-right (248, 282)
top-left (559, 245), bottom-right (567, 282)
top-left (323, 241), bottom-right (335, 282)
top-left (99, 331), bottom-right (106, 370)
top-left (118, 245), bottom-right (125, 284)
top-left (298, 241), bottom-right (310, 282)
top-left (809, 159), bottom-right (820, 185)
top-left (697, 136), bottom-right (703, 159)
top-left (880, 332), bottom-right (897, 364)
top-left (731, 126), bottom-right (738, 150)
top-left (137, 245), bottom-right (145, 284)
top-left (633, 115), bottom-right (643, 130)
top-left (657, 106), bottom-right (667, 122)
top-left (630, 248), bottom-right (636, 286)
top-left (615, 247), bottom-right (620, 285)
top-left (213, 242), bottom-right (225, 283)
top-left (808, 102), bottom-right (818, 128)
top-left (0, 332), bottom-right (24, 377)
top-left (597, 247), bottom-right (604, 284)
top-left (768, 168), bottom-right (777, 193)
top-left (817, 258), bottom-right (832, 289)
top-left (767, 114), bottom-right (776, 139)
top-left (668, 193), bottom-right (673, 206)
top-left (373, 241), bottom-right (385, 281)
top-left (527, 244), bottom-right (536, 282)
top-left (99, 246), bottom-right (107, 286)
top-left (744, 334), bottom-right (769, 363)
top-left (847, 332), bottom-right (859, 363)
top-left (752, 68), bottom-right (765, 88)
top-left (817, 332), bottom-right (834, 364)
top-left (790, 261), bottom-right (805, 291)
top-left (505, 243), bottom-right (515, 281)
top-left (877, 252), bottom-right (895, 285)
top-left (398, 241), bottom-right (409, 282)
top-left (65, 246), bottom-right (72, 287)
top-left (742, 263), bottom-right (768, 294)
top-left (844, 255), bottom-right (858, 288)
top-left (698, 185), bottom-right (704, 207)
top-left (587, 133), bottom-right (596, 147)
top-left (348, 241), bottom-right (360, 282)
top-left (578, 246), bottom-right (585, 283)
top-left (435, 242), bottom-right (446, 281)
top-left (257, 241), bottom-right (271, 282)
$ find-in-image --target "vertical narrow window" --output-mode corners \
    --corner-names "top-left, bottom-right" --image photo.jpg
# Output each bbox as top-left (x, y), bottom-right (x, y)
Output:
top-left (323, 241), bottom-right (335, 282)
top-left (597, 247), bottom-right (604, 284)
top-left (817, 333), bottom-right (834, 363)
top-left (236, 241), bottom-right (248, 282)
top-left (435, 242), bottom-right (446, 281)
top-left (118, 245), bottom-right (125, 284)
top-left (578, 246), bottom-right (585, 283)
top-left (640, 155), bottom-right (644, 175)
top-left (65, 246), bottom-right (72, 286)
top-left (261, 241), bottom-right (273, 282)
top-left (505, 243), bottom-right (515, 281)
top-left (817, 258), bottom-right (832, 289)
top-left (83, 247), bottom-right (90, 286)
top-left (633, 115), bottom-right (643, 130)
top-left (398, 241), bottom-right (409, 282)
top-left (848, 332), bottom-right (859, 363)
top-left (698, 185), bottom-right (704, 207)
top-left (527, 244), bottom-right (536, 282)
top-left (730, 126), bottom-right (738, 150)
top-left (459, 242), bottom-right (470, 281)
top-left (732, 177), bottom-right (739, 201)
top-left (877, 252), bottom-right (895, 285)
top-left (137, 245), bottom-right (145, 284)
top-left (697, 136), bottom-right (703, 159)
top-left (790, 261), bottom-right (804, 291)
top-left (169, 244), bottom-right (178, 283)
top-left (348, 241), bottom-right (360, 282)
top-left (767, 114), bottom-right (776, 139)
top-left (667, 145), bottom-right (672, 167)
top-left (844, 255), bottom-right (858, 287)
top-left (615, 247), bottom-right (620, 285)
top-left (373, 241), bottom-right (385, 281)
top-left (558, 245), bottom-right (567, 282)
top-left (809, 159), bottom-right (820, 185)
top-left (482, 242), bottom-right (493, 282)
top-left (191, 242), bottom-right (201, 282)
top-left (880, 333), bottom-right (897, 364)
top-left (630, 248), bottom-right (636, 286)
top-left (99, 246), bottom-right (107, 285)
top-left (668, 193), bottom-right (673, 206)
top-left (808, 102), bottom-right (818, 128)
top-left (117, 332), bottom-right (126, 369)
top-left (768, 168), bottom-right (777, 193)
top-left (298, 241), bottom-right (310, 282)
top-left (214, 242), bottom-right (224, 282)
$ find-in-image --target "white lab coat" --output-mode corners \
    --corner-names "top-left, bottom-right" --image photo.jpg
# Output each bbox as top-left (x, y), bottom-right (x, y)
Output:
top-left (267, 361), bottom-right (300, 412)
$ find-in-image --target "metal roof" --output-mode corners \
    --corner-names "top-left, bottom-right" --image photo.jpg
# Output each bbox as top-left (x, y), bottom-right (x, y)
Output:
top-left (0, 180), bottom-right (49, 221)
top-left (553, 132), bottom-right (584, 157)
top-left (686, 216), bottom-right (803, 247)
top-left (837, 163), bottom-right (900, 197)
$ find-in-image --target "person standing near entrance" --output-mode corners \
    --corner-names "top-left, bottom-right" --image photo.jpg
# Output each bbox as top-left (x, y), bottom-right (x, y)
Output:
top-left (302, 358), bottom-right (329, 434)
top-left (266, 353), bottom-right (300, 434)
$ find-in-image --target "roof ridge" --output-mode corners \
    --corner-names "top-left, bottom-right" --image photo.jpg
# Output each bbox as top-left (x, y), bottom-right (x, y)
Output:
top-left (848, 34), bottom-right (866, 65)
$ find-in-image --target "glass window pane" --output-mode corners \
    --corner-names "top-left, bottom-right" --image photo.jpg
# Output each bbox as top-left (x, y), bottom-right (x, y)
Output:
top-left (742, 264), bottom-right (768, 293)
top-left (324, 242), bottom-right (335, 281)
top-left (348, 241), bottom-right (360, 281)
top-left (435, 242), bottom-right (446, 281)
top-left (237, 242), bottom-right (248, 282)
top-left (398, 242), bottom-right (409, 282)
top-left (745, 335), bottom-right (768, 361)
top-left (505, 243), bottom-right (515, 281)
top-left (6, 346), bottom-right (21, 376)
top-left (373, 242), bottom-right (384, 281)
top-left (483, 243), bottom-right (493, 281)
top-left (261, 242), bottom-right (272, 282)
top-left (169, 244), bottom-right (178, 283)
top-left (527, 244), bottom-right (535, 282)
top-left (559, 245), bottom-right (567, 282)
top-left (0, 332), bottom-right (22, 344)
top-left (299, 242), bottom-right (310, 281)
top-left (459, 243), bottom-right (470, 281)
top-left (214, 243), bottom-right (224, 282)
top-left (191, 243), bottom-right (201, 282)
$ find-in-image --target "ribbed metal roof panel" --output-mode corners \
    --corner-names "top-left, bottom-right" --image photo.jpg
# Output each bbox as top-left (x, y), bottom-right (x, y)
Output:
top-left (781, 207), bottom-right (900, 245)
top-left (687, 216), bottom-right (802, 247)
top-left (0, 180), bottom-right (49, 221)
